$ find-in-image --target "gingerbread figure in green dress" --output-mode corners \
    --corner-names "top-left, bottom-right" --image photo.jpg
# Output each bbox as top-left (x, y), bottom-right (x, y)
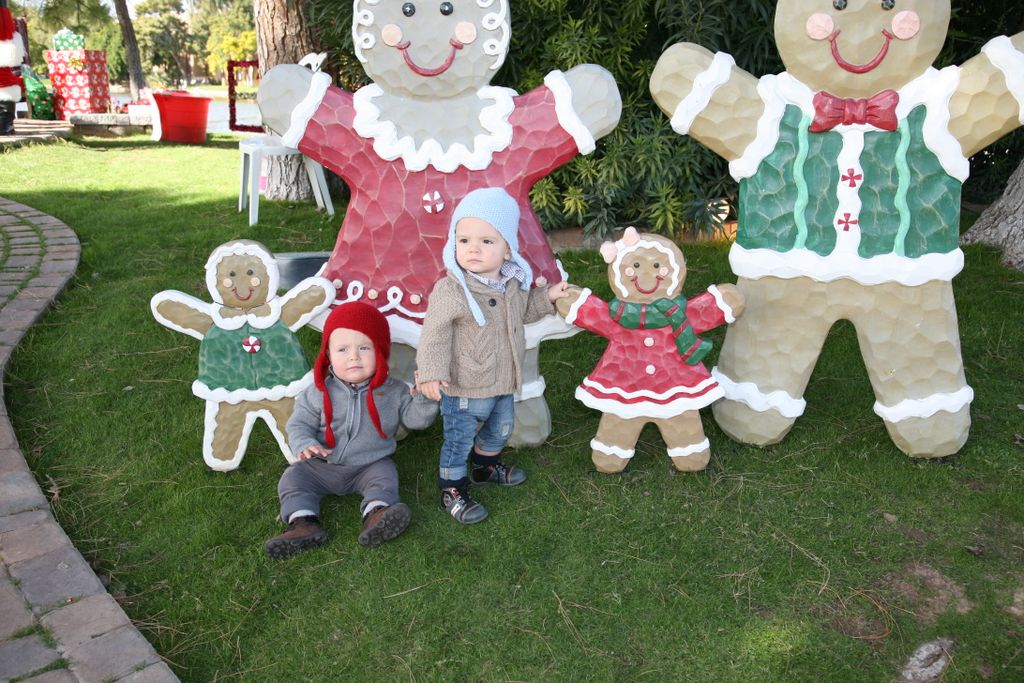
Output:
top-left (151, 240), bottom-right (334, 471)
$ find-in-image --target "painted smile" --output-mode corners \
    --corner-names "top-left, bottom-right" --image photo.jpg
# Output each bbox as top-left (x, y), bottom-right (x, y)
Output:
top-left (231, 287), bottom-right (253, 302)
top-left (397, 38), bottom-right (464, 76)
top-left (631, 276), bottom-right (663, 295)
top-left (829, 29), bottom-right (895, 74)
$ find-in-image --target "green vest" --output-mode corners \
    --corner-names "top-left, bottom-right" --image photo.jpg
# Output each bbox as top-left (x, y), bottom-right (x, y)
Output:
top-left (197, 321), bottom-right (309, 393)
top-left (738, 105), bottom-right (962, 259)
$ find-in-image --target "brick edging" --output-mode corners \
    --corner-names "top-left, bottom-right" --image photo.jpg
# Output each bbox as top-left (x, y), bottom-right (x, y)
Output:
top-left (0, 197), bottom-right (179, 682)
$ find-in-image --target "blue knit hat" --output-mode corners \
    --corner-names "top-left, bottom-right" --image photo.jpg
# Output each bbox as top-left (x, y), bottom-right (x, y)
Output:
top-left (443, 188), bottom-right (533, 327)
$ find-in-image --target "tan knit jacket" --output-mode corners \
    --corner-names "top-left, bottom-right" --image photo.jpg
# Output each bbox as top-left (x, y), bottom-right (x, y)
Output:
top-left (416, 271), bottom-right (555, 398)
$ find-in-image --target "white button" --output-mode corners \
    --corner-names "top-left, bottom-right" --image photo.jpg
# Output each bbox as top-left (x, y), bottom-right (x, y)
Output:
top-left (644, 337), bottom-right (655, 347)
top-left (409, 294), bottom-right (422, 305)
top-left (645, 364), bottom-right (656, 375)
top-left (367, 288), bottom-right (379, 300)
top-left (332, 278), bottom-right (343, 289)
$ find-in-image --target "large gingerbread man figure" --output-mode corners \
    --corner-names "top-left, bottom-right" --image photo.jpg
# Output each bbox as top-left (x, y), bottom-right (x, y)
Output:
top-left (651, 1), bottom-right (1024, 458)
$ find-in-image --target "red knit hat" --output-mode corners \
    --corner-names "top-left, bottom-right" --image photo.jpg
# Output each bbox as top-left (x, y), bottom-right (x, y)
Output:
top-left (313, 302), bottom-right (391, 444)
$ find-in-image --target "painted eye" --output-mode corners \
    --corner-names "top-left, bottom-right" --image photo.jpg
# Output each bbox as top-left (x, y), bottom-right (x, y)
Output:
top-left (653, 262), bottom-right (660, 268)
top-left (633, 262), bottom-right (640, 269)
top-left (228, 271), bottom-right (236, 277)
top-left (440, 1), bottom-right (453, 15)
top-left (246, 269), bottom-right (253, 275)
top-left (833, 0), bottom-right (847, 9)
top-left (402, 2), bottom-right (416, 17)
top-left (881, 0), bottom-right (895, 9)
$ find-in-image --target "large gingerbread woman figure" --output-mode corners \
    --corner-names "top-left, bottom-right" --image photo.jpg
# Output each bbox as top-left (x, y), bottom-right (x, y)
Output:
top-left (556, 228), bottom-right (745, 473)
top-left (151, 241), bottom-right (334, 471)
top-left (650, 0), bottom-right (1024, 458)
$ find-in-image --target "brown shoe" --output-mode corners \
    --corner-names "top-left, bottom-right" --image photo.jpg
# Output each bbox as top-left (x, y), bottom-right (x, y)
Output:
top-left (358, 503), bottom-right (411, 547)
top-left (264, 516), bottom-right (328, 559)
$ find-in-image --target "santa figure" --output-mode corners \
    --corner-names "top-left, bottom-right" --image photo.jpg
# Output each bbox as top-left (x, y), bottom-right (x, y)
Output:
top-left (0, 0), bottom-right (24, 135)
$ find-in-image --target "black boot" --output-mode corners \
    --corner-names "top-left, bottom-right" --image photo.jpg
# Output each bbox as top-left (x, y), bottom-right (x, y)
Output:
top-left (0, 101), bottom-right (15, 136)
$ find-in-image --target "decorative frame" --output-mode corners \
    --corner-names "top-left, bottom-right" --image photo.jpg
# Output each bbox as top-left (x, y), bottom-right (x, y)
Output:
top-left (227, 59), bottom-right (262, 133)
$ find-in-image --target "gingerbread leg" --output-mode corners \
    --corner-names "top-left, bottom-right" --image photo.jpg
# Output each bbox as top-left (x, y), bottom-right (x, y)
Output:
top-left (203, 400), bottom-right (255, 471)
top-left (713, 276), bottom-right (835, 445)
top-left (851, 280), bottom-right (971, 458)
top-left (591, 413), bottom-right (647, 473)
top-left (654, 411), bottom-right (711, 472)
top-left (260, 397), bottom-right (297, 462)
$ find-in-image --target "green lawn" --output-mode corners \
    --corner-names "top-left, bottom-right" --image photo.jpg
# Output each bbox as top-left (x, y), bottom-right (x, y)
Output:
top-left (1, 136), bottom-right (1023, 681)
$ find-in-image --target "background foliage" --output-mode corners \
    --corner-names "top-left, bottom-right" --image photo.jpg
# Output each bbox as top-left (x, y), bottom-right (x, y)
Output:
top-left (308, 0), bottom-right (1023, 237)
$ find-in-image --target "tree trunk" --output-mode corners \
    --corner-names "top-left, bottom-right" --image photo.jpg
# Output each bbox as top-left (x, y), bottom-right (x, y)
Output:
top-left (255, 0), bottom-right (318, 201)
top-left (961, 158), bottom-right (1024, 271)
top-left (112, 0), bottom-right (146, 103)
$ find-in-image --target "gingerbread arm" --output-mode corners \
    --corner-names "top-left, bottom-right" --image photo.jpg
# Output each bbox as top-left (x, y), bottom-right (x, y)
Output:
top-left (150, 291), bottom-right (214, 340)
top-left (650, 43), bottom-right (763, 161)
top-left (950, 33), bottom-right (1024, 158)
top-left (279, 277), bottom-right (335, 331)
top-left (557, 64), bottom-right (622, 144)
top-left (685, 284), bottom-right (745, 335)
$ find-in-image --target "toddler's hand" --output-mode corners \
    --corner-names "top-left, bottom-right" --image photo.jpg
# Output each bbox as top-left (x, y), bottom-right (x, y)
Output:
top-left (298, 444), bottom-right (330, 460)
top-left (416, 379), bottom-right (448, 402)
top-left (547, 280), bottom-right (570, 302)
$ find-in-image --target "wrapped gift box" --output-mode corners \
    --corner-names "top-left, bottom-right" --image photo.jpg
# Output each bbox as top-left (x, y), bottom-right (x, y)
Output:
top-left (52, 28), bottom-right (85, 50)
top-left (44, 49), bottom-right (110, 119)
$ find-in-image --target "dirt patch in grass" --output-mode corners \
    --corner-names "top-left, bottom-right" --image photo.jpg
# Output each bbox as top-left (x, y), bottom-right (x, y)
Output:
top-left (1007, 584), bottom-right (1024, 621)
top-left (878, 562), bottom-right (973, 625)
top-left (816, 591), bottom-right (894, 647)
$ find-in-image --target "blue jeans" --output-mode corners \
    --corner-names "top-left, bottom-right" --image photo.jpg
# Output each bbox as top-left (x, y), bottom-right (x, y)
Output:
top-left (438, 394), bottom-right (515, 482)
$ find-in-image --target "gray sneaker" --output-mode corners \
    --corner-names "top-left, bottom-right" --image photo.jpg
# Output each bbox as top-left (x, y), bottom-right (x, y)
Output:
top-left (440, 486), bottom-right (488, 524)
top-left (471, 463), bottom-right (527, 486)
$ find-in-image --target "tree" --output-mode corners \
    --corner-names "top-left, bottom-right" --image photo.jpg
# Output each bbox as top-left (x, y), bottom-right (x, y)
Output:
top-left (111, 0), bottom-right (147, 102)
top-left (135, 0), bottom-right (194, 85)
top-left (961, 159), bottom-right (1024, 270)
top-left (255, 0), bottom-right (319, 201)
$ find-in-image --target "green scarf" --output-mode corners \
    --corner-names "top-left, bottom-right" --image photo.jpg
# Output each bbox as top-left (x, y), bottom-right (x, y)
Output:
top-left (608, 295), bottom-right (712, 366)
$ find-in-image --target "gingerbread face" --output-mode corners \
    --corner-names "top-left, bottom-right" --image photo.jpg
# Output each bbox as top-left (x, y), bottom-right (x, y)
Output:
top-left (214, 254), bottom-right (271, 310)
top-left (603, 231), bottom-right (686, 305)
top-left (352, 0), bottom-right (510, 98)
top-left (776, 0), bottom-right (950, 97)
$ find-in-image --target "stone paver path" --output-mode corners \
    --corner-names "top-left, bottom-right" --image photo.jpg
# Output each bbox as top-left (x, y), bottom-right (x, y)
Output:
top-left (0, 198), bottom-right (178, 682)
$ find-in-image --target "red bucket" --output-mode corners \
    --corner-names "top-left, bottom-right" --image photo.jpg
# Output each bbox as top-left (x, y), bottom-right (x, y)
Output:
top-left (153, 90), bottom-right (211, 144)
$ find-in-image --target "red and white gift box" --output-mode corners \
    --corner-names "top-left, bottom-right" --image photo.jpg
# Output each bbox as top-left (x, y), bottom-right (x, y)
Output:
top-left (44, 49), bottom-right (110, 119)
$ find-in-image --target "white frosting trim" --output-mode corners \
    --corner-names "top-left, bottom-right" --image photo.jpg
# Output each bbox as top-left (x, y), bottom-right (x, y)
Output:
top-left (730, 74), bottom-right (794, 180)
top-left (729, 244), bottom-right (964, 285)
top-left (514, 377), bottom-right (546, 402)
top-left (873, 386), bottom-right (973, 423)
top-left (544, 69), bottom-right (596, 155)
top-left (352, 83), bottom-right (516, 172)
top-left (151, 290), bottom-right (211, 340)
top-left (193, 372), bottom-right (313, 404)
top-left (201, 402), bottom-right (297, 472)
top-left (0, 34), bottom-right (25, 68)
top-left (982, 36), bottom-right (1024, 125)
top-left (205, 242), bottom-right (281, 302)
top-left (524, 312), bottom-right (578, 347)
top-left (576, 385), bottom-right (724, 420)
top-left (707, 284), bottom-right (734, 323)
top-left (590, 439), bottom-right (634, 459)
top-left (896, 66), bottom-right (968, 182)
top-left (209, 298), bottom-right (282, 330)
top-left (667, 439), bottom-right (710, 458)
top-left (281, 71), bottom-right (331, 149)
top-left (670, 51), bottom-right (735, 135)
top-left (564, 287), bottom-right (592, 325)
top-left (0, 84), bottom-right (19, 101)
top-left (583, 375), bottom-right (718, 401)
top-left (711, 368), bottom-right (805, 418)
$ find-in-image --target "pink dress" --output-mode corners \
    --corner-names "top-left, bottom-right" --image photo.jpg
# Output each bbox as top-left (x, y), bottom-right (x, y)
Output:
top-left (290, 80), bottom-right (586, 323)
top-left (564, 289), bottom-right (733, 420)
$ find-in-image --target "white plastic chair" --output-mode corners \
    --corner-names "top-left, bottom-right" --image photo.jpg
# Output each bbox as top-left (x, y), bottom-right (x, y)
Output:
top-left (238, 135), bottom-right (334, 226)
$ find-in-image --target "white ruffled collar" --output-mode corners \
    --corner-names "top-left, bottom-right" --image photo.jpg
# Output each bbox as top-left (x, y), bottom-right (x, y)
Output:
top-left (352, 84), bottom-right (517, 173)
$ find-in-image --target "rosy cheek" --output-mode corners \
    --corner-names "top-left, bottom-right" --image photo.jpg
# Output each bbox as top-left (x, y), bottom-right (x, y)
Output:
top-left (454, 21), bottom-right (477, 44)
top-left (658, 267), bottom-right (669, 277)
top-left (250, 276), bottom-right (261, 287)
top-left (221, 278), bottom-right (233, 289)
top-left (805, 13), bottom-right (834, 41)
top-left (891, 11), bottom-right (920, 40)
top-left (624, 267), bottom-right (635, 277)
top-left (381, 24), bottom-right (403, 47)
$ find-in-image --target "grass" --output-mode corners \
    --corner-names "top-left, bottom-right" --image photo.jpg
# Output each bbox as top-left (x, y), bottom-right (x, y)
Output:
top-left (1, 135), bottom-right (1023, 681)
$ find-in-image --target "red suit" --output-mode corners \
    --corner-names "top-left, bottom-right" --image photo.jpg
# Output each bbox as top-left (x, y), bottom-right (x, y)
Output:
top-left (564, 288), bottom-right (734, 420)
top-left (285, 73), bottom-right (590, 325)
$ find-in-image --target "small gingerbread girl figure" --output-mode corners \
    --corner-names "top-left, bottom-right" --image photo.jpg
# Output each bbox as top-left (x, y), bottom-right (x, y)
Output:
top-left (556, 228), bottom-right (745, 473)
top-left (151, 240), bottom-right (334, 471)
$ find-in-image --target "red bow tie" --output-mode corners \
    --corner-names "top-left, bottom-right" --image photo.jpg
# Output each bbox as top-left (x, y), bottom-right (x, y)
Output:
top-left (809, 90), bottom-right (899, 132)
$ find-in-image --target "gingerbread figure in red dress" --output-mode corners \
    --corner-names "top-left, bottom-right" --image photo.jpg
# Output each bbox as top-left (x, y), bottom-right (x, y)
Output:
top-left (556, 228), bottom-right (746, 473)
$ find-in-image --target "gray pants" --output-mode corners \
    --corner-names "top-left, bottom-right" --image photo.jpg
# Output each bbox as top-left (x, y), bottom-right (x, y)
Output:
top-left (278, 457), bottom-right (400, 522)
